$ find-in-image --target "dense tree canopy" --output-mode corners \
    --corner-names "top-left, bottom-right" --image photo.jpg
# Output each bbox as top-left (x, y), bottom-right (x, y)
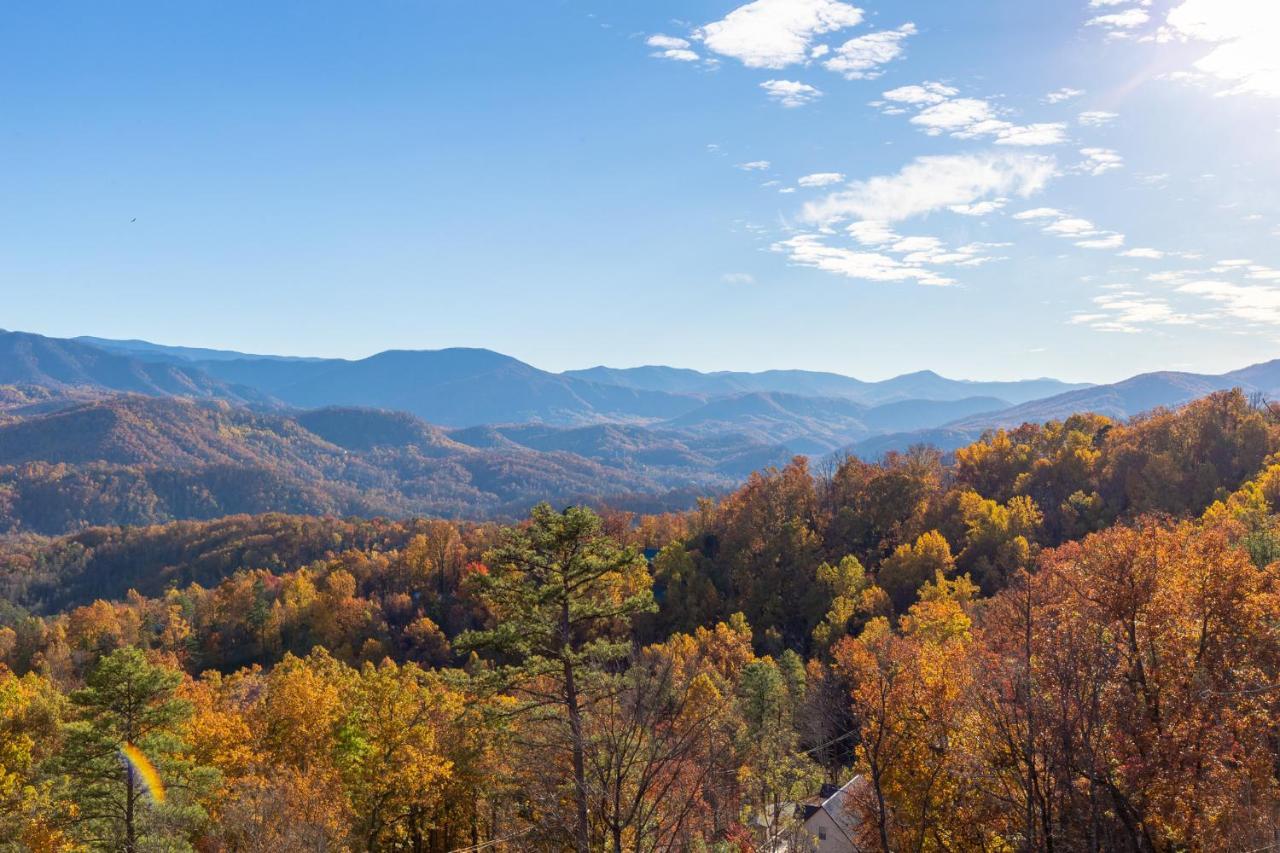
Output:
top-left (2, 390), bottom-right (1279, 850)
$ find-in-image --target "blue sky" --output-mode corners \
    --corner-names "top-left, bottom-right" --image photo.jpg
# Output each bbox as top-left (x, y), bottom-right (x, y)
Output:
top-left (2, 0), bottom-right (1277, 382)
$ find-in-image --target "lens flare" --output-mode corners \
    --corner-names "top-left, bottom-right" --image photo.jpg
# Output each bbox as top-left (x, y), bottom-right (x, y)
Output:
top-left (120, 743), bottom-right (165, 804)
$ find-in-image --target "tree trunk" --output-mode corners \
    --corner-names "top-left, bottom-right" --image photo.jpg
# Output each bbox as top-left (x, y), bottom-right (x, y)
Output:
top-left (125, 763), bottom-right (136, 853)
top-left (562, 600), bottom-right (591, 853)
top-left (872, 764), bottom-right (892, 853)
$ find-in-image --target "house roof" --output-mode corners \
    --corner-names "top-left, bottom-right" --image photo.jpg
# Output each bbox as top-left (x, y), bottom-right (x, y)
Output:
top-left (809, 775), bottom-right (866, 842)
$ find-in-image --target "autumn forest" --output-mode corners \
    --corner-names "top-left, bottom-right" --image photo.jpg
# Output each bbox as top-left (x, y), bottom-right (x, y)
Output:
top-left (11, 0), bottom-right (1280, 845)
top-left (0, 387), bottom-right (1277, 851)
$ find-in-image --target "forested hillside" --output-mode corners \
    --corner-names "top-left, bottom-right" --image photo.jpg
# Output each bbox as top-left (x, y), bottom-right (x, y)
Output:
top-left (0, 396), bottom-right (770, 534)
top-left (2, 390), bottom-right (1279, 850)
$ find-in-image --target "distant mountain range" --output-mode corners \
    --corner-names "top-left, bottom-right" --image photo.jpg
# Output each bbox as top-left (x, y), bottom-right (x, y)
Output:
top-left (82, 333), bottom-right (1087, 409)
top-left (565, 365), bottom-right (1083, 406)
top-left (0, 330), bottom-right (269, 406)
top-left (852, 362), bottom-right (1280, 456)
top-left (2, 328), bottom-right (1279, 533)
top-left (15, 330), bottom-right (1083, 429)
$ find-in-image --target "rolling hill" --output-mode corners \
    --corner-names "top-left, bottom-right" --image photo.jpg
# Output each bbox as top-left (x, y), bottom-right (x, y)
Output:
top-left (0, 395), bottom-right (771, 534)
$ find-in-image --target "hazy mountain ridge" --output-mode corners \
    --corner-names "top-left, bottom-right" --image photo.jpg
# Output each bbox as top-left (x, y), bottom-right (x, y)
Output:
top-left (0, 331), bottom-right (271, 406)
top-left (946, 364), bottom-right (1280, 431)
top-left (0, 331), bottom-right (1081, 447)
top-left (7, 330), bottom-right (1280, 465)
top-left (565, 364), bottom-right (1087, 405)
top-left (843, 359), bottom-right (1280, 458)
top-left (42, 331), bottom-right (1087, 413)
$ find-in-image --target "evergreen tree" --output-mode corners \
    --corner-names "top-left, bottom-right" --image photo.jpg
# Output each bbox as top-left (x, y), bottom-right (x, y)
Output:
top-left (55, 648), bottom-right (216, 852)
top-left (459, 504), bottom-right (655, 853)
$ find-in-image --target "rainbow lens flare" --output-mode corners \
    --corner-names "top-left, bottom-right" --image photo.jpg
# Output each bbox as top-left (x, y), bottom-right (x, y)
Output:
top-left (120, 743), bottom-right (166, 804)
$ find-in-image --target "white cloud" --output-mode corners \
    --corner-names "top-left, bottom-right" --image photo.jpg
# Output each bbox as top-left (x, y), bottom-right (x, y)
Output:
top-left (647, 34), bottom-right (701, 61)
top-left (1079, 146), bottom-right (1124, 175)
top-left (774, 228), bottom-right (1007, 286)
top-left (1179, 279), bottom-right (1280, 324)
top-left (1159, 0), bottom-right (1280, 97)
top-left (761, 79), bottom-right (824, 107)
top-left (1148, 269), bottom-right (1199, 283)
top-left (994, 123), bottom-right (1070, 146)
top-left (949, 199), bottom-right (1007, 216)
top-left (891, 235), bottom-right (943, 254)
top-left (883, 81), bottom-right (957, 105)
top-left (1073, 291), bottom-right (1192, 333)
top-left (802, 151), bottom-right (1056, 226)
top-left (1044, 217), bottom-right (1099, 236)
top-left (695, 0), bottom-right (865, 68)
top-left (1078, 110), bottom-right (1119, 126)
top-left (797, 172), bottom-right (846, 187)
top-left (1121, 247), bottom-right (1166, 259)
top-left (823, 23), bottom-right (917, 79)
top-left (1044, 87), bottom-right (1086, 103)
top-left (648, 35), bottom-right (690, 49)
top-left (901, 92), bottom-right (1066, 146)
top-left (654, 48), bottom-right (701, 61)
top-left (773, 233), bottom-right (955, 285)
top-left (911, 98), bottom-right (996, 133)
top-left (846, 220), bottom-right (899, 245)
top-left (1013, 207), bottom-right (1064, 220)
top-left (1076, 232), bottom-right (1126, 249)
top-left (1015, 207), bottom-right (1125, 249)
top-left (737, 160), bottom-right (772, 171)
top-left (1087, 8), bottom-right (1151, 33)
top-left (721, 272), bottom-right (756, 284)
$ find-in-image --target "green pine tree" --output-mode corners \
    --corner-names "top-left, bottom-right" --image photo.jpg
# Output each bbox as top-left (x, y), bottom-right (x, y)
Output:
top-left (54, 648), bottom-right (217, 852)
top-left (458, 504), bottom-right (655, 853)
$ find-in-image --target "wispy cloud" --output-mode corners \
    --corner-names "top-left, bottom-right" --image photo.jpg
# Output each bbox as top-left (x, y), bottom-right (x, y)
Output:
top-left (1044, 87), bottom-right (1086, 103)
top-left (1087, 7), bottom-right (1151, 37)
top-left (797, 172), bottom-right (846, 187)
top-left (1072, 290), bottom-right (1193, 333)
top-left (1078, 147), bottom-right (1124, 175)
top-left (949, 199), bottom-right (1008, 216)
top-left (1179, 279), bottom-right (1280, 324)
top-left (1015, 207), bottom-right (1126, 250)
top-left (822, 23), bottom-right (917, 79)
top-left (1078, 110), bottom-right (1118, 126)
top-left (883, 81), bottom-right (957, 105)
top-left (773, 233), bottom-right (956, 286)
top-left (803, 152), bottom-right (1056, 226)
top-left (760, 79), bottom-right (823, 107)
top-left (646, 34), bottom-right (701, 62)
top-left (772, 230), bottom-right (1007, 287)
top-left (885, 84), bottom-right (1069, 146)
